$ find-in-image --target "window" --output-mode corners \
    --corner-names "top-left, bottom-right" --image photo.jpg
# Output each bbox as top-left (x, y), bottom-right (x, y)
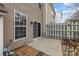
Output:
top-left (14, 11), bottom-right (27, 41)
top-left (38, 3), bottom-right (41, 9)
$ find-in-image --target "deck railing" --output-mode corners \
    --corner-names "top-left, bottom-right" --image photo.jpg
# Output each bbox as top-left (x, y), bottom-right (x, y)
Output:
top-left (46, 22), bottom-right (79, 40)
top-left (45, 22), bottom-right (79, 55)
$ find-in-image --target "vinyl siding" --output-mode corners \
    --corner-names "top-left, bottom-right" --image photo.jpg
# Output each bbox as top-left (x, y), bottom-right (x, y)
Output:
top-left (3, 3), bottom-right (43, 49)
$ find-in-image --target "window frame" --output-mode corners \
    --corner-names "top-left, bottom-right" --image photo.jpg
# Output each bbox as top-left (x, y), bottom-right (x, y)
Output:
top-left (14, 10), bottom-right (28, 42)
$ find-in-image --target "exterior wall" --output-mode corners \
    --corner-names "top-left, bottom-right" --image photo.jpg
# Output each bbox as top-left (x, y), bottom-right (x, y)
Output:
top-left (3, 3), bottom-right (43, 49)
top-left (47, 4), bottom-right (55, 24)
top-left (42, 3), bottom-right (55, 37)
top-left (42, 3), bottom-right (47, 37)
top-left (55, 12), bottom-right (62, 23)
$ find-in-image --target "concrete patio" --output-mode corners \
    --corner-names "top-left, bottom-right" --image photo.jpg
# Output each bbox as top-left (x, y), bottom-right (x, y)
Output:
top-left (27, 37), bottom-right (63, 56)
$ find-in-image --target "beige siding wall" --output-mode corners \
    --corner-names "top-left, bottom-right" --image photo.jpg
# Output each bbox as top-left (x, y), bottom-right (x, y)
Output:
top-left (42, 3), bottom-right (55, 37)
top-left (3, 3), bottom-right (43, 49)
top-left (47, 4), bottom-right (55, 24)
top-left (42, 4), bottom-right (46, 37)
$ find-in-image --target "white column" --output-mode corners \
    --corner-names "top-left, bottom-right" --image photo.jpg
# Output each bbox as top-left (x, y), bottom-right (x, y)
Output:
top-left (0, 16), bottom-right (3, 56)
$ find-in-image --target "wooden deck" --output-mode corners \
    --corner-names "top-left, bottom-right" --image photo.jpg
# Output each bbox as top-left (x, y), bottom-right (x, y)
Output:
top-left (15, 45), bottom-right (48, 56)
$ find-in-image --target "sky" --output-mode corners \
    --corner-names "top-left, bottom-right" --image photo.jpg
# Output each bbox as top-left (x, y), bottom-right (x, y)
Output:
top-left (53, 3), bottom-right (79, 23)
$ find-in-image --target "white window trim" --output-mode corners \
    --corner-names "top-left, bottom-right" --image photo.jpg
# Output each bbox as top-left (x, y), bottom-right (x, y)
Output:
top-left (14, 10), bottom-right (28, 42)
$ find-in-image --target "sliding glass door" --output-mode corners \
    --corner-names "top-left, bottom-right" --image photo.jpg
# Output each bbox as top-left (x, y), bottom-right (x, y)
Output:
top-left (33, 21), bottom-right (41, 38)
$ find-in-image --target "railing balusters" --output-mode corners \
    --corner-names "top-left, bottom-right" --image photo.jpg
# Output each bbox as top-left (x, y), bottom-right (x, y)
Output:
top-left (46, 22), bottom-right (79, 40)
top-left (45, 22), bottom-right (79, 56)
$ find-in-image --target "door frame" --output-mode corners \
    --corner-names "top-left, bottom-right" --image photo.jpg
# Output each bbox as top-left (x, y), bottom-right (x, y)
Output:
top-left (0, 16), bottom-right (3, 56)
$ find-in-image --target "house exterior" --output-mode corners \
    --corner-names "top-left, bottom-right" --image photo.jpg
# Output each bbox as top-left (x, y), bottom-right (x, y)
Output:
top-left (42, 3), bottom-right (56, 37)
top-left (55, 12), bottom-right (62, 23)
top-left (46, 4), bottom-right (55, 24)
top-left (2, 3), bottom-right (56, 50)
